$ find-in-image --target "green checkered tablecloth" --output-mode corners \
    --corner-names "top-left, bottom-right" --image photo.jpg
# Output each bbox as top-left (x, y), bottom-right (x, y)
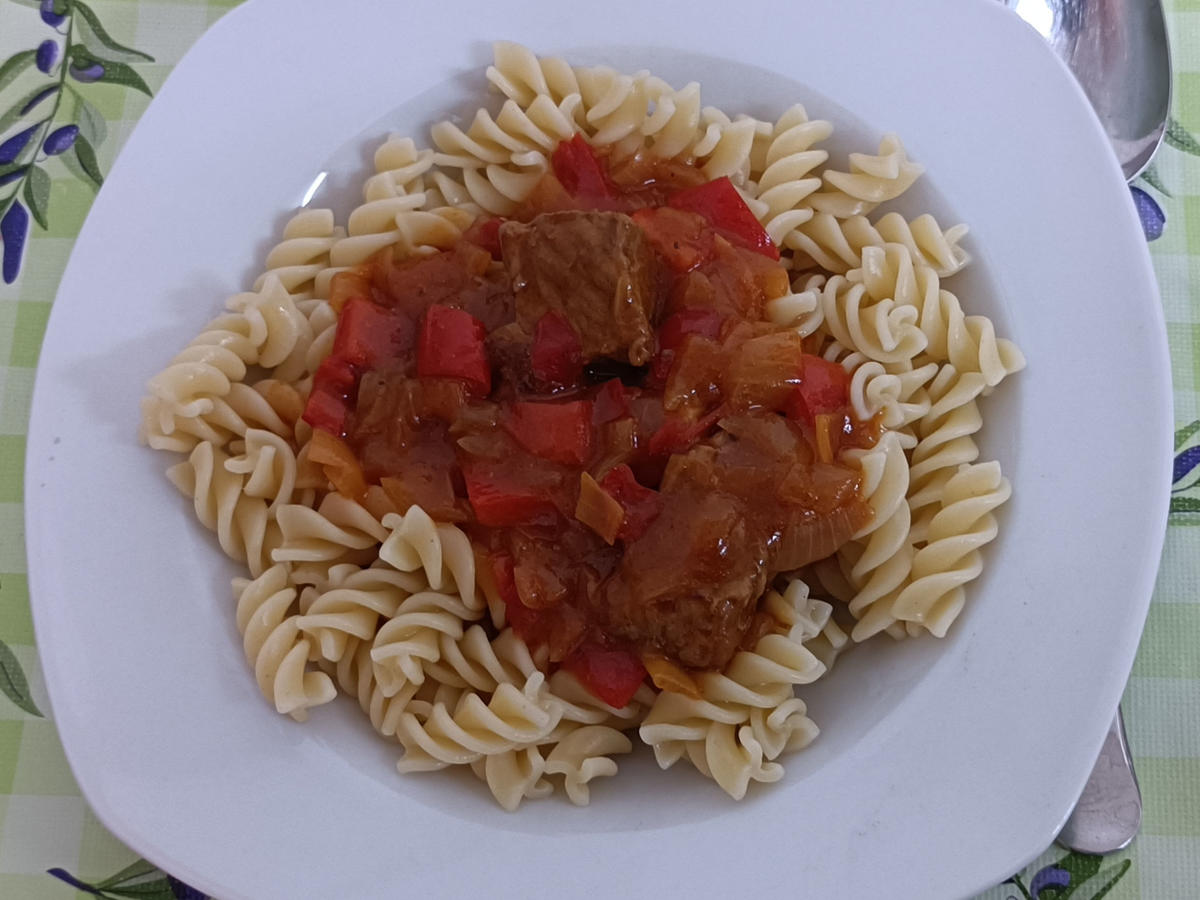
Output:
top-left (1, 1), bottom-right (1197, 897)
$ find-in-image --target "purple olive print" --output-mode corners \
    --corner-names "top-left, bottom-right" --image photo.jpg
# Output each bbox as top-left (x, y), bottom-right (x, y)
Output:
top-left (19, 85), bottom-right (58, 116)
top-left (35, 39), bottom-right (58, 74)
top-left (39, 0), bottom-right (65, 27)
top-left (0, 124), bottom-right (40, 166)
top-left (1175, 445), bottom-right (1200, 483)
top-left (42, 125), bottom-right (78, 156)
top-left (1131, 186), bottom-right (1164, 241)
top-left (68, 62), bottom-right (106, 83)
top-left (169, 875), bottom-right (210, 899)
top-left (1029, 865), bottom-right (1071, 898)
top-left (1, 201), bottom-right (30, 284)
top-left (0, 0), bottom-right (154, 284)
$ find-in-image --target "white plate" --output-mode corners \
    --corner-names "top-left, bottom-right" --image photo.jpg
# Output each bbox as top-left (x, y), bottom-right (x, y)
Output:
top-left (24, 0), bottom-right (1171, 897)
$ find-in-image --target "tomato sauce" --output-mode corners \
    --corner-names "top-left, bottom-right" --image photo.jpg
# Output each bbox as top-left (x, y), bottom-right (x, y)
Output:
top-left (303, 136), bottom-right (876, 706)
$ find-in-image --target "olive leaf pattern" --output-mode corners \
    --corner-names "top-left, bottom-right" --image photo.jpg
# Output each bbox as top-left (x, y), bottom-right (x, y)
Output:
top-left (49, 857), bottom-right (209, 899)
top-left (1003, 850), bottom-right (1132, 900)
top-left (0, 6), bottom-right (1191, 897)
top-left (0, 636), bottom-right (42, 716)
top-left (0, 0), bottom-right (154, 283)
top-left (1133, 116), bottom-right (1200, 242)
top-left (1170, 419), bottom-right (1200, 519)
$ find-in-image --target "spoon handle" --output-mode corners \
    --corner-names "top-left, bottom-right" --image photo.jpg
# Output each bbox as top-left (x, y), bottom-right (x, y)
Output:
top-left (1056, 708), bottom-right (1143, 854)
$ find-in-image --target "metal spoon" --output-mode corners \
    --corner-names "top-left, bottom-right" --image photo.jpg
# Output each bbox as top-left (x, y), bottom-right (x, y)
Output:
top-left (1003, 0), bottom-right (1171, 180)
top-left (1057, 710), bottom-right (1143, 853)
top-left (1001, 0), bottom-right (1169, 853)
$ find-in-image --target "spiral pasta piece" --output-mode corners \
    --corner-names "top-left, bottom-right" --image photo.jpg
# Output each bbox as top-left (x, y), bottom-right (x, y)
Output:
top-left (764, 272), bottom-right (827, 338)
top-left (297, 565), bottom-right (418, 663)
top-left (640, 81), bottom-right (702, 159)
top-left (167, 441), bottom-right (280, 576)
top-left (140, 277), bottom-right (309, 450)
top-left (640, 578), bottom-right (829, 783)
top-left (818, 274), bottom-right (927, 366)
top-left (692, 108), bottom-right (761, 182)
top-left (272, 493), bottom-right (388, 564)
top-left (233, 564), bottom-right (336, 721)
top-left (890, 462), bottom-right (1011, 636)
top-left (432, 106), bottom-right (551, 169)
top-left (379, 507), bottom-right (480, 609)
top-left (469, 746), bottom-right (553, 811)
top-left (322, 136), bottom-right (439, 276)
top-left (907, 365), bottom-right (987, 533)
top-left (788, 211), bottom-right (968, 277)
top-left (743, 105), bottom-right (831, 244)
top-left (252, 208), bottom-right (345, 302)
top-left (575, 65), bottom-right (658, 150)
top-left (834, 432), bottom-right (916, 625)
top-left (370, 591), bottom-right (485, 695)
top-left (744, 697), bottom-right (820, 760)
top-left (323, 638), bottom-right (420, 739)
top-left (486, 41), bottom-right (581, 108)
top-left (421, 625), bottom-right (541, 695)
top-left (223, 428), bottom-right (299, 511)
top-left (394, 672), bottom-right (564, 771)
top-left (807, 134), bottom-right (924, 218)
top-left (543, 725), bottom-right (633, 806)
top-left (652, 724), bottom-right (785, 801)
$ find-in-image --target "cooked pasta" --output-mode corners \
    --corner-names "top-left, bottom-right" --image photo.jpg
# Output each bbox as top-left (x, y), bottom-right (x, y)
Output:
top-left (140, 43), bottom-right (1022, 807)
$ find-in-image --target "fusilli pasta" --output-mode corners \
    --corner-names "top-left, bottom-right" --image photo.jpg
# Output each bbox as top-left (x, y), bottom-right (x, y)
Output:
top-left (141, 42), bottom-right (1021, 808)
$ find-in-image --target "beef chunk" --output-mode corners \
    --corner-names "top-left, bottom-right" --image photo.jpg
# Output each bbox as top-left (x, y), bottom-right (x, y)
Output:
top-left (597, 449), bottom-right (770, 670)
top-left (500, 211), bottom-right (657, 366)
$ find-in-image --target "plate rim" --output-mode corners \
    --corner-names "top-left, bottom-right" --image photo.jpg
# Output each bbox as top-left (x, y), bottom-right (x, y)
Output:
top-left (23, 0), bottom-right (1172, 897)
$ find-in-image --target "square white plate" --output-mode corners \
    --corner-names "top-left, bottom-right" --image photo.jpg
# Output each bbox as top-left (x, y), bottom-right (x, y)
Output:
top-left (24, 0), bottom-right (1171, 897)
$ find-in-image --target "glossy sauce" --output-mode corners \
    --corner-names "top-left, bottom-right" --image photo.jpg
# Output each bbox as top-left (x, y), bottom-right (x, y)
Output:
top-left (306, 141), bottom-right (877, 691)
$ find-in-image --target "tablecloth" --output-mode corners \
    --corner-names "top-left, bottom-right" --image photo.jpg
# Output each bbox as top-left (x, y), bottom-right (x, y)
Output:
top-left (0, 0), bottom-right (1197, 897)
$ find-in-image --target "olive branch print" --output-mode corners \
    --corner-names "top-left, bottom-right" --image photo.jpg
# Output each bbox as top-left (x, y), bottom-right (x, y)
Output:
top-left (1132, 116), bottom-right (1200, 241)
top-left (49, 857), bottom-right (210, 899)
top-left (1170, 419), bottom-right (1200, 519)
top-left (0, 0), bottom-right (154, 283)
top-left (1003, 849), bottom-right (1132, 900)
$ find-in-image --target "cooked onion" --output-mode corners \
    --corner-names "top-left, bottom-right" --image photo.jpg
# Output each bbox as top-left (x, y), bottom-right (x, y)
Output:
top-left (774, 499), bottom-right (874, 570)
top-left (308, 429), bottom-right (368, 499)
top-left (814, 413), bottom-right (837, 464)
top-left (328, 267), bottom-right (373, 314)
top-left (642, 653), bottom-right (701, 698)
top-left (575, 472), bottom-right (625, 545)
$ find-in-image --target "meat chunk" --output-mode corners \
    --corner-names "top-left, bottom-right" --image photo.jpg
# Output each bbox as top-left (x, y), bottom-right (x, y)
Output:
top-left (500, 211), bottom-right (657, 366)
top-left (597, 450), bottom-right (770, 669)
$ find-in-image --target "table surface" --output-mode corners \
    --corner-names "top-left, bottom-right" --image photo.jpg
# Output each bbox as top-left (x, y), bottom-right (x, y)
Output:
top-left (1, 1), bottom-right (1198, 897)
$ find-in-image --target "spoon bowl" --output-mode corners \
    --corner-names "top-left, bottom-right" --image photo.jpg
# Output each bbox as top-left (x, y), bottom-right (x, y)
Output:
top-left (1005, 0), bottom-right (1171, 180)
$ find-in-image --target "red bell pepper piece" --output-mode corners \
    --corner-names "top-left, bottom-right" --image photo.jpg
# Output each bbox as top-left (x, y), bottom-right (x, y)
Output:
top-left (560, 641), bottom-right (647, 709)
top-left (668, 176), bottom-right (779, 261)
top-left (462, 460), bottom-right (560, 527)
top-left (504, 399), bottom-right (593, 467)
top-left (301, 355), bottom-right (357, 436)
top-left (598, 464), bottom-right (663, 541)
top-left (331, 297), bottom-right (414, 369)
top-left (785, 354), bottom-right (851, 423)
top-left (630, 206), bottom-right (713, 273)
top-left (649, 309), bottom-right (726, 386)
top-left (647, 405), bottom-right (725, 458)
top-left (658, 308), bottom-right (726, 351)
top-left (551, 134), bottom-right (616, 205)
top-left (592, 379), bottom-right (629, 425)
top-left (416, 305), bottom-right (492, 396)
top-left (463, 216), bottom-right (505, 260)
top-left (530, 311), bottom-right (583, 389)
top-left (490, 553), bottom-right (545, 638)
